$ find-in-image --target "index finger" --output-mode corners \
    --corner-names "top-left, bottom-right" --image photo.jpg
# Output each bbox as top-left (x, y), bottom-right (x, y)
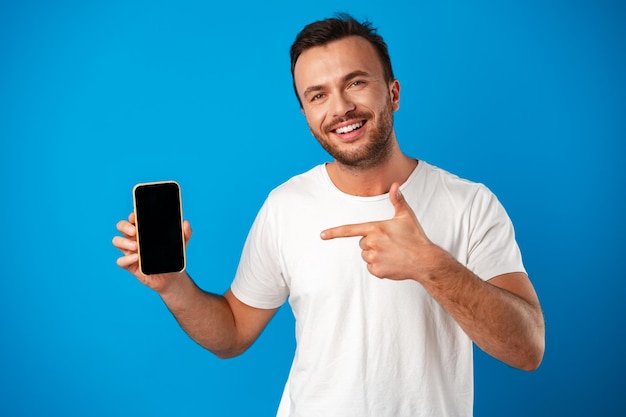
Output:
top-left (320, 222), bottom-right (375, 240)
top-left (116, 215), bottom-right (136, 237)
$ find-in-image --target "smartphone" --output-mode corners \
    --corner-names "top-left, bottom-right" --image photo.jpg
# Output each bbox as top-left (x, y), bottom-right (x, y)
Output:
top-left (132, 181), bottom-right (186, 275)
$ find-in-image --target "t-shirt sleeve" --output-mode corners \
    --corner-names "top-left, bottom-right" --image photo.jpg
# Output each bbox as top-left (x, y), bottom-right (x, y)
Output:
top-left (467, 185), bottom-right (526, 281)
top-left (230, 199), bottom-right (289, 309)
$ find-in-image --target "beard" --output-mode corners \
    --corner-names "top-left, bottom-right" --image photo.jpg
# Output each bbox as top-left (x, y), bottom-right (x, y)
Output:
top-left (310, 99), bottom-right (395, 169)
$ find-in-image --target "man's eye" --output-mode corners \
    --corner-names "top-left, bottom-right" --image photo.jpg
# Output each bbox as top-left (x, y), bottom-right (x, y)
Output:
top-left (351, 80), bottom-right (365, 87)
top-left (311, 93), bottom-right (324, 101)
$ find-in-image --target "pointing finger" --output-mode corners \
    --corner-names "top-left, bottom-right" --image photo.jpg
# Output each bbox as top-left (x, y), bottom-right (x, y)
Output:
top-left (320, 222), bottom-right (374, 240)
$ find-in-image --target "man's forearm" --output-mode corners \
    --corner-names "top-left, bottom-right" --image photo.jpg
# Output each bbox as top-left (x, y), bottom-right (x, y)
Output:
top-left (158, 273), bottom-right (241, 358)
top-left (419, 249), bottom-right (545, 370)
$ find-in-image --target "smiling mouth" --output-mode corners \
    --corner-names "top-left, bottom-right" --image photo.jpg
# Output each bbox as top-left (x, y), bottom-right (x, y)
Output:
top-left (333, 121), bottom-right (365, 134)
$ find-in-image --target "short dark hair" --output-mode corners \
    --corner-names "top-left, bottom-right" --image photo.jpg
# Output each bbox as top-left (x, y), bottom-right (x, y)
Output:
top-left (290, 14), bottom-right (395, 107)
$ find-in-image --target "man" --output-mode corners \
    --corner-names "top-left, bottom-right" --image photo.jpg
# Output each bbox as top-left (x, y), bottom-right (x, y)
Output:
top-left (113, 14), bottom-right (544, 417)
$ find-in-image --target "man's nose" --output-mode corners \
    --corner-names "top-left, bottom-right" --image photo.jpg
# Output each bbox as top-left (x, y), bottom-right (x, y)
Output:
top-left (330, 92), bottom-right (356, 117)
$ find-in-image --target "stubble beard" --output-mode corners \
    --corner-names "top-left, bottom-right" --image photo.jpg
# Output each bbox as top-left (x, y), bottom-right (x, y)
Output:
top-left (312, 100), bottom-right (395, 170)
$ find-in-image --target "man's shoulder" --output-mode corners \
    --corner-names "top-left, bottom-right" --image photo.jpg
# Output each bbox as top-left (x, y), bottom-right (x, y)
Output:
top-left (415, 161), bottom-right (485, 192)
top-left (268, 164), bottom-right (326, 200)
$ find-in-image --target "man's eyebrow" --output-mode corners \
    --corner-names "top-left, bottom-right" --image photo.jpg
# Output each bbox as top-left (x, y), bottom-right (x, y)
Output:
top-left (343, 70), bottom-right (371, 82)
top-left (302, 85), bottom-right (324, 100)
top-left (302, 70), bottom-right (373, 99)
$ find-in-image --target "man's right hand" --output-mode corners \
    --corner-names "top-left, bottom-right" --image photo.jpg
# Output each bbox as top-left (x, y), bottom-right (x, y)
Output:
top-left (112, 212), bottom-right (277, 359)
top-left (112, 212), bottom-right (193, 293)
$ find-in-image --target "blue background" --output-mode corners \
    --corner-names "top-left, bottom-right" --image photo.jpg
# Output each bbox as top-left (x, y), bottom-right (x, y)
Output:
top-left (1, 0), bottom-right (624, 415)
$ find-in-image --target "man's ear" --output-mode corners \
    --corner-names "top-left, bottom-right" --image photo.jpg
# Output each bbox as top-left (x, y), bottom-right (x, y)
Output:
top-left (390, 79), bottom-right (400, 111)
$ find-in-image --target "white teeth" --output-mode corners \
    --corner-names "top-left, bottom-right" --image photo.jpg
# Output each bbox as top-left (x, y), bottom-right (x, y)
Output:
top-left (335, 121), bottom-right (363, 134)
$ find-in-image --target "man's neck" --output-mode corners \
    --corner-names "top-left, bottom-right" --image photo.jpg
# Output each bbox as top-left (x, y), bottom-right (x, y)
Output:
top-left (326, 149), bottom-right (418, 197)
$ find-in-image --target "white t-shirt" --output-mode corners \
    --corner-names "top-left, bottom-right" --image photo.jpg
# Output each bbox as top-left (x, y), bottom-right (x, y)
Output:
top-left (231, 161), bottom-right (525, 417)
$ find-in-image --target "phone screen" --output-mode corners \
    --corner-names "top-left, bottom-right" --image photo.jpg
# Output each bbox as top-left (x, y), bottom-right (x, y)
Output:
top-left (133, 181), bottom-right (185, 275)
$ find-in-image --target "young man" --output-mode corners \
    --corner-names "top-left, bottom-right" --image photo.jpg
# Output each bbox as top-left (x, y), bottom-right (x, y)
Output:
top-left (113, 15), bottom-right (544, 417)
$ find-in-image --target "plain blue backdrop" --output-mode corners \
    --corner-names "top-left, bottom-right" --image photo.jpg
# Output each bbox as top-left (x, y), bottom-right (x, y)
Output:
top-left (1, 0), bottom-right (624, 415)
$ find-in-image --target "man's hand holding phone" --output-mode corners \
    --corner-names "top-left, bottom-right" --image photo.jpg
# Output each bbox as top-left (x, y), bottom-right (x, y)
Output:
top-left (112, 181), bottom-right (193, 293)
top-left (113, 212), bottom-right (192, 292)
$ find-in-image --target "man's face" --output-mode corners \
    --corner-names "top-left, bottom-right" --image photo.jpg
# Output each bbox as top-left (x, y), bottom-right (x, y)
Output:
top-left (293, 36), bottom-right (400, 168)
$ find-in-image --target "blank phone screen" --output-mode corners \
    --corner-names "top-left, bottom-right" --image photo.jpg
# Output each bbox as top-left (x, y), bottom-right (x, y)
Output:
top-left (134, 182), bottom-right (185, 275)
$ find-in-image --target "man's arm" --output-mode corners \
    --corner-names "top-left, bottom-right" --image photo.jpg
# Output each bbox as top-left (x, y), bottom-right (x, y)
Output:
top-left (156, 275), bottom-right (278, 359)
top-left (416, 255), bottom-right (544, 370)
top-left (113, 213), bottom-right (276, 359)
top-left (321, 183), bottom-right (545, 370)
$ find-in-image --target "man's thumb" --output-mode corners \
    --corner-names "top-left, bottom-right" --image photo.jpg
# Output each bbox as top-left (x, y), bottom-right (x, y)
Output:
top-left (389, 182), bottom-right (409, 216)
